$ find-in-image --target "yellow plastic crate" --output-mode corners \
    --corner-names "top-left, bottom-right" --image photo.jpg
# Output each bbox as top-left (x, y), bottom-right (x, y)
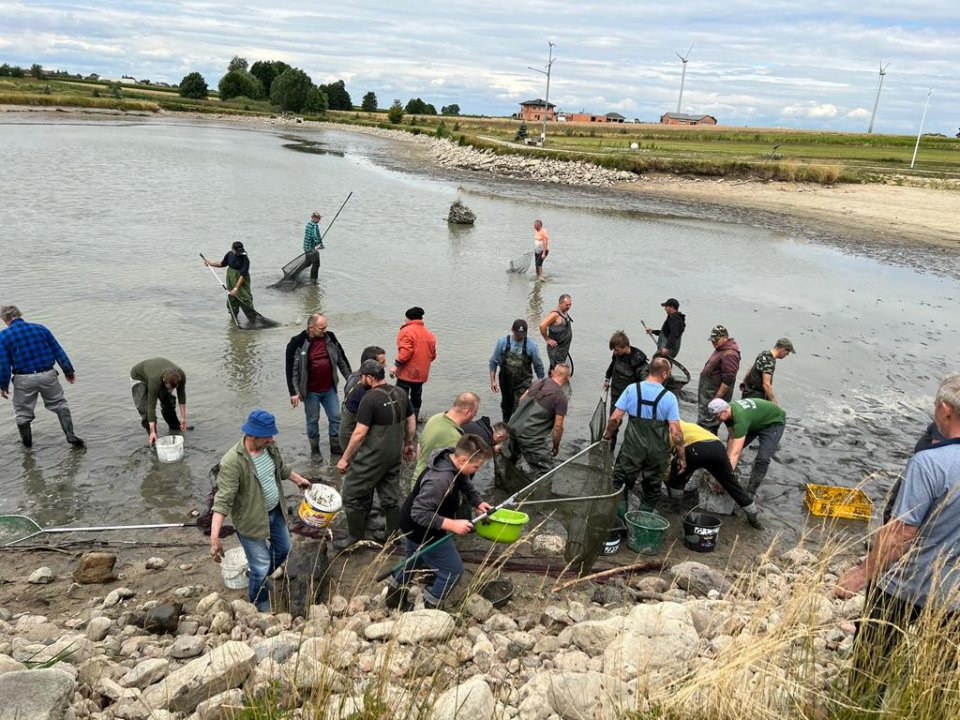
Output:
top-left (804, 484), bottom-right (873, 521)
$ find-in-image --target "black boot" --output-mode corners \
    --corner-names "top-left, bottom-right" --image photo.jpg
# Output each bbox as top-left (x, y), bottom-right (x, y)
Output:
top-left (333, 509), bottom-right (368, 551)
top-left (385, 578), bottom-right (409, 610)
top-left (55, 409), bottom-right (85, 448)
top-left (17, 423), bottom-right (32, 448)
top-left (746, 467), bottom-right (768, 498)
top-left (329, 436), bottom-right (343, 456)
top-left (742, 502), bottom-right (764, 530)
top-left (308, 437), bottom-right (323, 460)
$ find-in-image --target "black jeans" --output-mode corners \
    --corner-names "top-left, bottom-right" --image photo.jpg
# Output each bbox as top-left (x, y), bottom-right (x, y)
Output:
top-left (668, 440), bottom-right (753, 507)
top-left (743, 423), bottom-right (785, 474)
top-left (395, 379), bottom-right (423, 419)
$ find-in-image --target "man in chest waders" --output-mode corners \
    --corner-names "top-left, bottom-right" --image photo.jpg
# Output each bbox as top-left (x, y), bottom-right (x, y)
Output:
top-left (335, 360), bottom-right (416, 550)
top-left (697, 325), bottom-right (740, 432)
top-left (506, 364), bottom-right (570, 479)
top-left (338, 346), bottom-right (386, 454)
top-left (603, 331), bottom-right (649, 453)
top-left (204, 242), bottom-right (260, 324)
top-left (540, 294), bottom-right (573, 373)
top-left (489, 319), bottom-right (545, 422)
top-left (603, 358), bottom-right (685, 513)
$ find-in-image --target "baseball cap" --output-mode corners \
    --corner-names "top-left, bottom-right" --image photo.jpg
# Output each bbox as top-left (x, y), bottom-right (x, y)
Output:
top-left (405, 306), bottom-right (425, 320)
top-left (241, 409), bottom-right (279, 437)
top-left (512, 319), bottom-right (528, 334)
top-left (706, 399), bottom-right (730, 420)
top-left (776, 337), bottom-right (796, 353)
top-left (661, 298), bottom-right (680, 309)
top-left (709, 324), bottom-right (729, 341)
top-left (358, 359), bottom-right (385, 380)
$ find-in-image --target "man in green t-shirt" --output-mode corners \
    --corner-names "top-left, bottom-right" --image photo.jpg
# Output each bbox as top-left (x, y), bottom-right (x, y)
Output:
top-left (413, 392), bottom-right (481, 479)
top-left (706, 397), bottom-right (786, 498)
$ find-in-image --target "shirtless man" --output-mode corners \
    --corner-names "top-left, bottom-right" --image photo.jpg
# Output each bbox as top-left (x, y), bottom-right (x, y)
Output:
top-left (533, 219), bottom-right (550, 278)
top-left (539, 294), bottom-right (573, 372)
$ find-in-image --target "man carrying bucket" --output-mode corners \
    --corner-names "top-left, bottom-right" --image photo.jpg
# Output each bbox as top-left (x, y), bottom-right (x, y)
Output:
top-left (209, 409), bottom-right (311, 612)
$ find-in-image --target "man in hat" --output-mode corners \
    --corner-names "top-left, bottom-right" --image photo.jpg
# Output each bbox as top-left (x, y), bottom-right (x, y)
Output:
top-left (203, 242), bottom-right (260, 323)
top-left (209, 409), bottom-right (311, 612)
top-left (130, 357), bottom-right (187, 446)
top-left (697, 325), bottom-right (740, 432)
top-left (646, 298), bottom-right (686, 358)
top-left (741, 338), bottom-right (795, 404)
top-left (0, 304), bottom-right (84, 449)
top-left (335, 359), bottom-right (417, 550)
top-left (505, 363), bottom-right (571, 478)
top-left (539, 294), bottom-right (573, 372)
top-left (303, 210), bottom-right (324, 283)
top-left (705, 397), bottom-right (786, 498)
top-left (339, 345), bottom-right (386, 454)
top-left (489, 319), bottom-right (545, 422)
top-left (389, 307), bottom-right (437, 422)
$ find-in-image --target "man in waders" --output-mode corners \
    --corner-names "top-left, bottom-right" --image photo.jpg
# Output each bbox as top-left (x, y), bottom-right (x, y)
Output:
top-left (130, 357), bottom-right (187, 446)
top-left (505, 363), bottom-right (570, 478)
top-left (603, 358), bottom-right (685, 513)
top-left (697, 325), bottom-right (740, 432)
top-left (646, 298), bottom-right (686, 358)
top-left (706, 398), bottom-right (786, 498)
top-left (335, 359), bottom-right (416, 550)
top-left (539, 294), bottom-right (573, 372)
top-left (741, 338), bottom-right (795, 403)
top-left (414, 392), bottom-right (480, 479)
top-left (604, 331), bottom-right (649, 452)
top-left (203, 242), bottom-right (260, 324)
top-left (339, 346), bottom-right (386, 454)
top-left (489, 319), bottom-right (545, 422)
top-left (303, 211), bottom-right (324, 283)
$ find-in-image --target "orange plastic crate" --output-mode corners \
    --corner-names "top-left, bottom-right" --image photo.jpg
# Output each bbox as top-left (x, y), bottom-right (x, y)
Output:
top-left (804, 484), bottom-right (873, 521)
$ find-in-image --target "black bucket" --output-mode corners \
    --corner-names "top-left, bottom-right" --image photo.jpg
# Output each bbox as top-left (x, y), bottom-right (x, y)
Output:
top-left (682, 512), bottom-right (722, 553)
top-left (603, 524), bottom-right (625, 555)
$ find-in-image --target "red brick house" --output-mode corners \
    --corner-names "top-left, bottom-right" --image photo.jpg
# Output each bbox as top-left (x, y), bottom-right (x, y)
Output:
top-left (519, 99), bottom-right (557, 122)
top-left (660, 112), bottom-right (718, 126)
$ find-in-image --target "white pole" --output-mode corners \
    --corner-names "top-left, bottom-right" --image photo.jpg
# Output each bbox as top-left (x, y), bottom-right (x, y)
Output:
top-left (910, 89), bottom-right (932, 169)
top-left (542, 42), bottom-right (554, 145)
top-left (677, 59), bottom-right (687, 114)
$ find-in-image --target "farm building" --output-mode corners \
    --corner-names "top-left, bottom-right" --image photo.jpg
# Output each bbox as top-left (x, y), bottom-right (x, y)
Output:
top-left (519, 99), bottom-right (557, 122)
top-left (660, 112), bottom-right (718, 126)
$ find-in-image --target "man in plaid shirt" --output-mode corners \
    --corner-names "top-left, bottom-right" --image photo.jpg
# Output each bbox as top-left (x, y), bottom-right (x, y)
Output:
top-left (0, 305), bottom-right (84, 448)
top-left (303, 211), bottom-right (324, 282)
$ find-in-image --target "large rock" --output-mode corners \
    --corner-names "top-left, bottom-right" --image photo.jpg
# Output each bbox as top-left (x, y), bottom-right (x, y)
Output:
top-left (252, 632), bottom-right (300, 663)
top-left (12, 634), bottom-right (93, 665)
top-left (0, 668), bottom-right (76, 719)
top-left (73, 552), bottom-right (117, 584)
top-left (602, 602), bottom-right (699, 679)
top-left (28, 567), bottom-right (54, 584)
top-left (557, 617), bottom-right (625, 657)
top-left (393, 610), bottom-right (455, 644)
top-left (669, 561), bottom-right (732, 597)
top-left (283, 655), bottom-right (347, 692)
top-left (447, 200), bottom-right (476, 224)
top-left (140, 640), bottom-right (255, 713)
top-left (119, 658), bottom-right (169, 689)
top-left (0, 655), bottom-right (24, 674)
top-left (195, 688), bottom-right (246, 720)
top-left (141, 603), bottom-right (183, 635)
top-left (168, 635), bottom-right (205, 659)
top-left (86, 616), bottom-right (113, 641)
top-left (517, 670), bottom-right (630, 720)
top-left (431, 677), bottom-right (495, 720)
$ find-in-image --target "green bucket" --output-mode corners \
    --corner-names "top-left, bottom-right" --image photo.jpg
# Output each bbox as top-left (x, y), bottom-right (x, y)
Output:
top-left (624, 510), bottom-right (670, 555)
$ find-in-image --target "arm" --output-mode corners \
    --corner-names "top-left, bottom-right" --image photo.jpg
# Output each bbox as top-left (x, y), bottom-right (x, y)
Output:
top-left (394, 329), bottom-right (414, 366)
top-left (604, 357), bottom-right (615, 387)
top-left (0, 339), bottom-right (10, 395)
top-left (668, 419), bottom-right (686, 474)
top-left (287, 468), bottom-right (311, 491)
top-left (602, 408), bottom-right (626, 440)
top-left (404, 414), bottom-right (416, 462)
top-left (145, 379), bottom-right (162, 444)
top-left (530, 341), bottom-right (545, 379)
top-left (46, 328), bottom-right (75, 379)
top-left (726, 434), bottom-right (746, 470)
top-left (662, 316), bottom-right (679, 353)
top-left (551, 415), bottom-right (565, 456)
top-left (285, 336), bottom-right (300, 405)
top-left (336, 423), bottom-right (370, 473)
top-left (209, 511), bottom-right (227, 561)
top-left (539, 313), bottom-right (557, 347)
top-left (334, 337), bottom-right (352, 380)
top-left (761, 373), bottom-right (778, 404)
top-left (489, 338), bottom-right (505, 392)
top-left (716, 352), bottom-right (739, 399)
top-left (229, 274), bottom-right (245, 297)
top-left (836, 520), bottom-right (919, 598)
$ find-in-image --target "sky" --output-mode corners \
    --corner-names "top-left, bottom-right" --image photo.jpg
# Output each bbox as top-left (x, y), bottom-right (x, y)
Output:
top-left (1, 1), bottom-right (958, 134)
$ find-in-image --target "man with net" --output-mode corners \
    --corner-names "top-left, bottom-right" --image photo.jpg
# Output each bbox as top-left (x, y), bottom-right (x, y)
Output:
top-left (603, 330), bottom-right (649, 453)
top-left (302, 210), bottom-right (325, 283)
top-left (489, 319), bottom-right (545, 422)
top-left (504, 363), bottom-right (570, 479)
top-left (533, 219), bottom-right (550, 278)
top-left (540, 294), bottom-right (573, 372)
top-left (203, 242), bottom-right (260, 324)
top-left (646, 298), bottom-right (686, 359)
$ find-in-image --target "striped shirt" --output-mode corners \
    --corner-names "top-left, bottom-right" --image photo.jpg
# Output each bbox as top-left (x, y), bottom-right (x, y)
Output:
top-left (0, 318), bottom-right (75, 392)
top-left (250, 451), bottom-right (280, 511)
top-left (303, 220), bottom-right (324, 252)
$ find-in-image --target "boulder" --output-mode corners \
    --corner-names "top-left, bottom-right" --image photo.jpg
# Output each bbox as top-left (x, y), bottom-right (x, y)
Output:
top-left (518, 670), bottom-right (630, 720)
top-left (168, 635), bottom-right (205, 659)
top-left (86, 616), bottom-right (113, 642)
top-left (447, 200), bottom-right (476, 224)
top-left (28, 567), bottom-right (54, 584)
top-left (13, 634), bottom-right (93, 666)
top-left (140, 640), bottom-right (255, 713)
top-left (431, 677), bottom-right (495, 720)
top-left (462, 594), bottom-right (494, 622)
top-left (557, 617), bottom-right (625, 657)
top-left (119, 658), bottom-right (169, 689)
top-left (780, 547), bottom-right (818, 567)
top-left (141, 603), bottom-right (182, 635)
top-left (284, 655), bottom-right (347, 692)
top-left (103, 587), bottom-right (134, 607)
top-left (73, 552), bottom-right (117, 584)
top-left (252, 632), bottom-right (300, 663)
top-left (364, 621), bottom-right (395, 641)
top-left (0, 668), bottom-right (76, 720)
top-left (195, 688), bottom-right (246, 720)
top-left (602, 602), bottom-right (699, 679)
top-left (393, 610), bottom-right (455, 644)
top-left (0, 654), bottom-right (24, 674)
top-left (145, 557), bottom-right (167, 570)
top-left (669, 561), bottom-right (732, 597)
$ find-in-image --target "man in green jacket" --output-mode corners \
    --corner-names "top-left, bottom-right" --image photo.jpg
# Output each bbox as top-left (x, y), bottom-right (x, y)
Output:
top-left (209, 410), bottom-right (311, 612)
top-left (130, 357), bottom-right (187, 446)
top-left (413, 392), bottom-right (481, 479)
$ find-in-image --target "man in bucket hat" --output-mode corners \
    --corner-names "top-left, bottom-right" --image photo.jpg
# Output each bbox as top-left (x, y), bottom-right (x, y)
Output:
top-left (209, 409), bottom-right (311, 612)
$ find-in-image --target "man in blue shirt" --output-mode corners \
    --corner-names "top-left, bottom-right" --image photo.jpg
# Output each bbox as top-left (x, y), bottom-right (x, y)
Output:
top-left (489, 319), bottom-right (545, 422)
top-left (603, 358), bottom-right (685, 511)
top-left (0, 305), bottom-right (84, 448)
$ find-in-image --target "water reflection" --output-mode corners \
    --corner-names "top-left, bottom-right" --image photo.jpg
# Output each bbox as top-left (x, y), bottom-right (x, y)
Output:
top-left (222, 327), bottom-right (264, 395)
top-left (140, 460), bottom-right (200, 521)
top-left (527, 280), bottom-right (543, 325)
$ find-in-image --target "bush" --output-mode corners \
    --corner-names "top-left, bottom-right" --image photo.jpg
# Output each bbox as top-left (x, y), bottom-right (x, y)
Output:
top-left (218, 70), bottom-right (263, 101)
top-left (387, 99), bottom-right (403, 124)
top-left (303, 86), bottom-right (328, 115)
top-left (178, 72), bottom-right (208, 99)
top-left (30, 63), bottom-right (44, 79)
top-left (435, 121), bottom-right (449, 139)
top-left (108, 82), bottom-right (122, 99)
top-left (270, 68), bottom-right (314, 112)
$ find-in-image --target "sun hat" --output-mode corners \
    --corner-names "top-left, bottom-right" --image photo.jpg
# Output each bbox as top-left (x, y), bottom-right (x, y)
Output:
top-left (242, 409), bottom-right (278, 437)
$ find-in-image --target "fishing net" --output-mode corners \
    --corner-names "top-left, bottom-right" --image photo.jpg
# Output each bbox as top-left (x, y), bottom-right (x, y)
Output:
top-left (0, 515), bottom-right (42, 546)
top-left (665, 358), bottom-right (691, 394)
top-left (588, 394), bottom-right (608, 443)
top-left (268, 252), bottom-right (316, 288)
top-left (507, 251), bottom-right (533, 274)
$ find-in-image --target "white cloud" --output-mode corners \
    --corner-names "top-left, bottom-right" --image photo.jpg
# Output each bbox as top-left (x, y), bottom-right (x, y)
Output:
top-left (846, 107), bottom-right (871, 119)
top-left (782, 102), bottom-right (838, 119)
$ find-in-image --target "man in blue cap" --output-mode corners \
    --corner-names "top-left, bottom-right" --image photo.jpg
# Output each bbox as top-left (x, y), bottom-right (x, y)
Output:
top-left (209, 409), bottom-right (311, 612)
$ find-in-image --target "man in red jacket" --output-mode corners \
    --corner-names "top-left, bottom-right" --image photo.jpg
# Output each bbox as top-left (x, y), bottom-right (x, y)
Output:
top-left (697, 324), bottom-right (740, 432)
top-left (389, 307), bottom-right (437, 422)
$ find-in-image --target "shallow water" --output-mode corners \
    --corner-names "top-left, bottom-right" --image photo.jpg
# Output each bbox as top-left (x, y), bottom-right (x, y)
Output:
top-left (1, 117), bottom-right (957, 543)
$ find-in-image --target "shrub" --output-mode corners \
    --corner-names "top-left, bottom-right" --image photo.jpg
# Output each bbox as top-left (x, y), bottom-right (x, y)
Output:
top-left (178, 72), bottom-right (208, 99)
top-left (270, 68), bottom-right (313, 112)
top-left (218, 70), bottom-right (263, 101)
top-left (387, 99), bottom-right (403, 124)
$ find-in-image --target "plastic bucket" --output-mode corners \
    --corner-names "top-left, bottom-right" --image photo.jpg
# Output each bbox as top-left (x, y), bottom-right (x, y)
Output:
top-left (475, 509), bottom-right (529, 544)
top-left (221, 547), bottom-right (248, 590)
top-left (682, 512), bottom-right (722, 553)
top-left (603, 523), bottom-right (625, 555)
top-left (624, 511), bottom-right (670, 555)
top-left (155, 435), bottom-right (183, 463)
top-left (298, 484), bottom-right (342, 529)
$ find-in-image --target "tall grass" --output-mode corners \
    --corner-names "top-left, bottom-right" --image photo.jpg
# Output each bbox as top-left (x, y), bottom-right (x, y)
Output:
top-left (0, 92), bottom-right (159, 111)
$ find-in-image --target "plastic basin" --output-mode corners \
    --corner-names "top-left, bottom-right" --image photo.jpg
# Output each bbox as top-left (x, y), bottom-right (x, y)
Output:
top-left (475, 509), bottom-right (529, 544)
top-left (155, 435), bottom-right (184, 463)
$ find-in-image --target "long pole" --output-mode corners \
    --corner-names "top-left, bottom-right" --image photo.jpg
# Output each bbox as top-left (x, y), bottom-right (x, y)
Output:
top-left (677, 60), bottom-right (688, 114)
top-left (528, 42), bottom-right (555, 146)
top-left (321, 191), bottom-right (353, 238)
top-left (867, 64), bottom-right (888, 134)
top-left (910, 89), bottom-right (932, 169)
top-left (199, 253), bottom-right (241, 328)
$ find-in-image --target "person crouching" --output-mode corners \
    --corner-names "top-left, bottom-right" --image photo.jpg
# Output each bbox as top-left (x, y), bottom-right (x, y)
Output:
top-left (388, 434), bottom-right (493, 610)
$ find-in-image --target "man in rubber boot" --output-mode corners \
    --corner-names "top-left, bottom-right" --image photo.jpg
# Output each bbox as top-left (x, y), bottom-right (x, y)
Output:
top-left (335, 360), bottom-right (416, 550)
top-left (285, 313), bottom-right (352, 459)
top-left (389, 307), bottom-right (437, 422)
top-left (209, 409), bottom-right (311, 612)
top-left (303, 210), bottom-right (324, 283)
top-left (603, 358), bottom-right (685, 513)
top-left (489, 319), bottom-right (545, 422)
top-left (697, 324), bottom-right (740, 432)
top-left (666, 421), bottom-right (762, 528)
top-left (740, 337), bottom-right (795, 403)
top-left (130, 358), bottom-right (187, 446)
top-left (706, 397), bottom-right (786, 499)
top-left (387, 434), bottom-right (494, 610)
top-left (504, 363), bottom-right (570, 479)
top-left (339, 346), bottom-right (386, 454)
top-left (647, 298), bottom-right (686, 359)
top-left (203, 242), bottom-right (260, 324)
top-left (414, 392), bottom-right (481, 479)
top-left (540, 294), bottom-right (573, 372)
top-left (603, 330), bottom-right (649, 453)
top-left (0, 305), bottom-right (84, 449)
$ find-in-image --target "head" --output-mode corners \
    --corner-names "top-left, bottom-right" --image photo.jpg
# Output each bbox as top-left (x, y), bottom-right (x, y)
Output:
top-left (161, 369), bottom-right (183, 391)
top-left (241, 409), bottom-right (278, 451)
top-left (551, 363), bottom-right (572, 385)
top-left (451, 433), bottom-right (494, 475)
top-left (358, 358), bottom-right (385, 388)
top-left (534, 219), bottom-right (543, 230)
top-left (706, 398), bottom-right (732, 424)
top-left (709, 324), bottom-right (729, 349)
top-left (490, 421), bottom-right (509, 450)
top-left (773, 337), bottom-right (796, 359)
top-left (231, 241), bottom-right (245, 254)
top-left (307, 313), bottom-right (328, 339)
top-left (405, 306), bottom-right (425, 322)
top-left (360, 345), bottom-right (387, 367)
top-left (558, 294), bottom-right (572, 312)
top-left (609, 330), bottom-right (631, 355)
top-left (0, 305), bottom-right (22, 326)
top-left (648, 357), bottom-right (672, 381)
top-left (934, 373), bottom-right (960, 438)
top-left (311, 211), bottom-right (321, 223)
top-left (661, 298), bottom-right (680, 315)
top-left (511, 318), bottom-right (528, 342)
top-left (450, 392), bottom-right (480, 423)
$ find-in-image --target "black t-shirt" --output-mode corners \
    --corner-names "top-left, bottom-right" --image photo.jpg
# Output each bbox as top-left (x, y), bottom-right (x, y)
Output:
top-left (222, 251), bottom-right (250, 278)
top-left (356, 384), bottom-right (414, 426)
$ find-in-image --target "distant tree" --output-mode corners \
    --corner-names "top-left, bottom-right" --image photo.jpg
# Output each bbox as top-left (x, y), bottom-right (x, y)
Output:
top-left (424, 103), bottom-right (437, 116)
top-left (321, 79), bottom-right (352, 111)
top-left (227, 56), bottom-right (248, 73)
top-left (0, 64), bottom-right (10, 77)
top-left (303, 86), bottom-right (328, 115)
top-left (441, 104), bottom-right (461, 116)
top-left (178, 72), bottom-right (209, 99)
top-left (108, 82), bottom-right (123, 99)
top-left (270, 67), bottom-right (314, 112)
top-left (387, 99), bottom-right (403, 124)
top-left (250, 60), bottom-right (290, 97)
top-left (404, 97), bottom-right (427, 115)
top-left (957, 127), bottom-right (960, 139)
top-left (10, 65), bottom-right (24, 78)
top-left (218, 70), bottom-right (263, 101)
top-left (361, 91), bottom-right (378, 112)
top-left (30, 63), bottom-right (44, 79)
top-left (435, 120), bottom-right (449, 139)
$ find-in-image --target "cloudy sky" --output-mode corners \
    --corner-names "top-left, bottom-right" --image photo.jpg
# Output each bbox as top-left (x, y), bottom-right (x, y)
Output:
top-left (2, 1), bottom-right (958, 133)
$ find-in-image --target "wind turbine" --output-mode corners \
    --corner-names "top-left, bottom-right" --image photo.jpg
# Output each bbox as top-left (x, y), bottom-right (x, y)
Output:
top-left (676, 45), bottom-right (693, 114)
top-left (867, 62), bottom-right (890, 134)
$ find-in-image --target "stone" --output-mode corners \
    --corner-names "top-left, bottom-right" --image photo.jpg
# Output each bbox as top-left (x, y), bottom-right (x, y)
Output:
top-left (0, 654), bottom-right (24, 674)
top-left (539, 606), bottom-right (572, 633)
top-left (195, 688), bottom-right (246, 720)
top-left (119, 658), bottom-right (169, 689)
top-left (141, 603), bottom-right (182, 635)
top-left (140, 640), bottom-right (256, 713)
top-left (364, 621), bottom-right (395, 641)
top-left (73, 552), bottom-right (117, 584)
top-left (168, 635), bottom-right (206, 660)
top-left (602, 602), bottom-right (699, 679)
top-left (13, 634), bottom-right (93, 666)
top-left (780, 547), bottom-right (818, 567)
top-left (177, 620), bottom-right (200, 636)
top-left (102, 587), bottom-right (134, 607)
top-left (669, 562), bottom-right (732, 597)
top-left (86, 616), bottom-right (112, 642)
top-left (393, 610), bottom-right (455, 644)
top-left (432, 677), bottom-right (495, 720)
top-left (195, 592), bottom-right (226, 617)
top-left (78, 656), bottom-right (115, 688)
top-left (447, 200), bottom-right (476, 225)
top-left (531, 534), bottom-right (565, 557)
top-left (0, 668), bottom-right (76, 720)
top-left (632, 576), bottom-right (668, 594)
top-left (145, 557), bottom-right (167, 571)
top-left (517, 670), bottom-right (630, 720)
top-left (28, 567), bottom-right (54, 584)
top-left (557, 617), bottom-right (625, 657)
top-left (462, 594), bottom-right (494, 622)
top-left (284, 656), bottom-right (347, 692)
top-left (328, 595), bottom-right (348, 615)
top-left (252, 633), bottom-right (300, 663)
top-left (483, 613), bottom-right (519, 634)
top-left (210, 611), bottom-right (233, 635)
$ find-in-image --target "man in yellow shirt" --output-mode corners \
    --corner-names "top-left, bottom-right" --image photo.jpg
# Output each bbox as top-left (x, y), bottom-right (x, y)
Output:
top-left (668, 421), bottom-right (762, 529)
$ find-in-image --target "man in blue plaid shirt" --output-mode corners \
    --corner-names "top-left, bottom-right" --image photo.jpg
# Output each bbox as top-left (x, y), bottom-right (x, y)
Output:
top-left (0, 305), bottom-right (84, 448)
top-left (303, 211), bottom-right (324, 282)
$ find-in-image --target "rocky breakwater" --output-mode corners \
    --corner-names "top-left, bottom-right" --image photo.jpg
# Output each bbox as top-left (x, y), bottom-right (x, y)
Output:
top-left (0, 545), bottom-right (864, 720)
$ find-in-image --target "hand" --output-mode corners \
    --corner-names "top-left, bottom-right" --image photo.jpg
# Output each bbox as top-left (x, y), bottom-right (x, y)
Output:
top-left (0, 389), bottom-right (7, 399)
top-left (180, 417), bottom-right (188, 431)
top-left (290, 395), bottom-right (301, 408)
top-left (228, 289), bottom-right (238, 297)
top-left (834, 565), bottom-right (866, 599)
top-left (603, 379), bottom-right (610, 390)
top-left (204, 259), bottom-right (210, 267)
top-left (449, 519), bottom-right (474, 536)
top-left (677, 457), bottom-right (687, 474)
top-left (294, 475), bottom-right (311, 490)
top-left (490, 381), bottom-right (499, 393)
top-left (336, 457), bottom-right (349, 475)
top-left (551, 445), bottom-right (559, 457)
top-left (645, 327), bottom-right (654, 335)
top-left (476, 502), bottom-right (493, 514)
top-left (148, 430), bottom-right (158, 446)
top-left (65, 374), bottom-right (77, 384)
top-left (658, 349), bottom-right (669, 357)
top-left (388, 366), bottom-right (398, 378)
top-left (547, 339), bottom-right (558, 348)
top-left (403, 442), bottom-right (415, 462)
top-left (209, 538), bottom-right (224, 562)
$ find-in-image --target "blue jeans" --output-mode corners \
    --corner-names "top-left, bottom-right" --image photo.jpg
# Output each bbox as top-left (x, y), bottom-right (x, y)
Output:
top-left (304, 388), bottom-right (341, 440)
top-left (237, 506), bottom-right (291, 612)
top-left (395, 537), bottom-right (464, 605)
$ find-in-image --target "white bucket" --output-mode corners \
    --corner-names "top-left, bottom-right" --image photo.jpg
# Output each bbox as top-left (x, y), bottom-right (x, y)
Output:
top-left (298, 484), bottom-right (342, 529)
top-left (155, 435), bottom-right (184, 463)
top-left (221, 547), bottom-right (248, 590)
